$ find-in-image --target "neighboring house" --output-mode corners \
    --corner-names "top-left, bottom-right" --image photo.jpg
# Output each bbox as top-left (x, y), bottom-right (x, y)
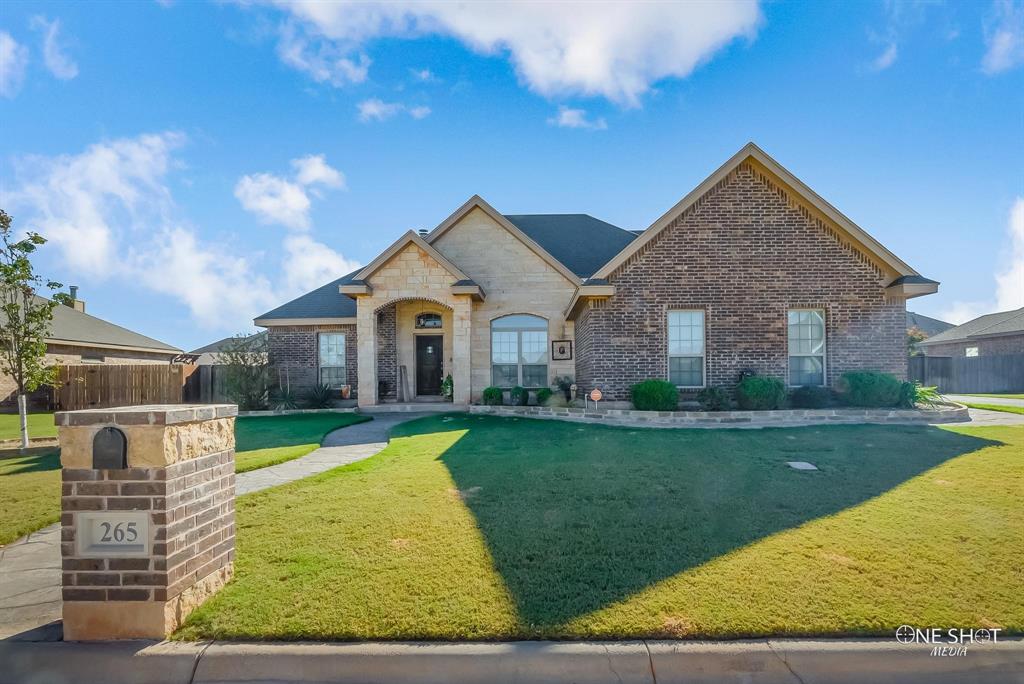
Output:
top-left (916, 308), bottom-right (1024, 357)
top-left (255, 143), bottom-right (938, 407)
top-left (190, 332), bottom-right (267, 365)
top-left (0, 288), bottom-right (182, 405)
top-left (907, 311), bottom-right (954, 338)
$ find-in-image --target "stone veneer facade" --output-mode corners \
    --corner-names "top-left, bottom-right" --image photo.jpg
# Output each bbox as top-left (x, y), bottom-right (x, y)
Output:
top-left (575, 163), bottom-right (907, 400)
top-left (58, 404), bottom-right (236, 640)
top-left (266, 324), bottom-right (358, 397)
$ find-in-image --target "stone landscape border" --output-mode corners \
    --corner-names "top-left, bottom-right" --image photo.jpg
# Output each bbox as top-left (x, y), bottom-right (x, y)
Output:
top-left (236, 407), bottom-right (358, 417)
top-left (468, 402), bottom-right (969, 428)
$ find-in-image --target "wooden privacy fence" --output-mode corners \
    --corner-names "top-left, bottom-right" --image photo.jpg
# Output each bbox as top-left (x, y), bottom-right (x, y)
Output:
top-left (909, 353), bottom-right (1024, 393)
top-left (182, 365), bottom-right (231, 404)
top-left (53, 364), bottom-right (196, 411)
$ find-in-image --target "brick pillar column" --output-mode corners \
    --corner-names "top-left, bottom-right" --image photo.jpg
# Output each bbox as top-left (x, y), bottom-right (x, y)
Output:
top-left (452, 297), bottom-right (472, 405)
top-left (57, 404), bottom-right (237, 640)
top-left (357, 300), bottom-right (378, 407)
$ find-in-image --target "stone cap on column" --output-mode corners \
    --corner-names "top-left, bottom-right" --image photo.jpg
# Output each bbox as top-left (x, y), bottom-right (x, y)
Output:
top-left (55, 404), bottom-right (238, 427)
top-left (57, 404), bottom-right (238, 469)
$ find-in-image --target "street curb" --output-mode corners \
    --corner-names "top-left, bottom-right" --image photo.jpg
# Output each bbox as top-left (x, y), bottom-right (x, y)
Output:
top-left (2, 638), bottom-right (1022, 684)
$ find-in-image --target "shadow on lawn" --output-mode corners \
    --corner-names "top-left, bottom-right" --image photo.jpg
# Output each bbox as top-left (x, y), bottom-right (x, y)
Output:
top-left (436, 416), bottom-right (998, 627)
top-left (0, 447), bottom-right (61, 475)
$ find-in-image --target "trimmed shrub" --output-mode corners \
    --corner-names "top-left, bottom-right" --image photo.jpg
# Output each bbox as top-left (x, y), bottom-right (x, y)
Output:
top-left (736, 375), bottom-right (786, 410)
top-left (305, 383), bottom-right (333, 409)
top-left (790, 385), bottom-right (832, 409)
top-left (482, 386), bottom-right (503, 406)
top-left (696, 386), bottom-right (730, 411)
top-left (510, 385), bottom-right (528, 406)
top-left (631, 379), bottom-right (679, 411)
top-left (838, 371), bottom-right (902, 408)
top-left (536, 387), bottom-right (553, 405)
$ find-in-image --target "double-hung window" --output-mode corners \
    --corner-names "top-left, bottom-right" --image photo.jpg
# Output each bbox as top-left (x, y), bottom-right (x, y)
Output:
top-left (787, 309), bottom-right (826, 386)
top-left (318, 333), bottom-right (347, 388)
top-left (667, 310), bottom-right (705, 388)
top-left (491, 315), bottom-right (548, 387)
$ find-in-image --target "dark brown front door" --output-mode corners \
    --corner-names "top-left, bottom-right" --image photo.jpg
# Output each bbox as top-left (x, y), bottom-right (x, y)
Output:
top-left (415, 335), bottom-right (443, 396)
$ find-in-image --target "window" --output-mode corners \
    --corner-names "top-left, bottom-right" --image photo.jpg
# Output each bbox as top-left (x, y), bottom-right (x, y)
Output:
top-left (667, 310), bottom-right (705, 387)
top-left (491, 315), bottom-right (548, 387)
top-left (319, 333), bottom-right (346, 388)
top-left (965, 346), bottom-right (979, 357)
top-left (788, 309), bottom-right (826, 386)
top-left (80, 352), bottom-right (105, 364)
top-left (415, 312), bottom-right (442, 329)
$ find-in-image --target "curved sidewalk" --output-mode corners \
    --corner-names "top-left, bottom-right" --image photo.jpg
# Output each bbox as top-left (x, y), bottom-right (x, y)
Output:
top-left (0, 412), bottom-right (441, 640)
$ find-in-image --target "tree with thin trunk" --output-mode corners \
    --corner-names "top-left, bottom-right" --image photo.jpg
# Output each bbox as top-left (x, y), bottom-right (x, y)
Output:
top-left (0, 210), bottom-right (69, 451)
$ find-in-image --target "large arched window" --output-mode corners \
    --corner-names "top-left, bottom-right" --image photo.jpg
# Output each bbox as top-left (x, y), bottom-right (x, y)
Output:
top-left (491, 315), bottom-right (548, 388)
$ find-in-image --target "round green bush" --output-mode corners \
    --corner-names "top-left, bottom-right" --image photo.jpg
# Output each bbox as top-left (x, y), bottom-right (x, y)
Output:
top-left (838, 371), bottom-right (902, 407)
top-left (736, 375), bottom-right (786, 410)
top-left (510, 385), bottom-right (528, 406)
top-left (789, 385), bottom-right (832, 409)
top-left (482, 386), bottom-right (503, 406)
top-left (536, 387), bottom-right (553, 405)
top-left (696, 386), bottom-right (730, 411)
top-left (630, 379), bottom-right (679, 411)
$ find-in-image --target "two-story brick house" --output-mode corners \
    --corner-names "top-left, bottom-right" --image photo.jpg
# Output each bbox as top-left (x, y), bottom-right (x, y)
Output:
top-left (255, 143), bottom-right (938, 407)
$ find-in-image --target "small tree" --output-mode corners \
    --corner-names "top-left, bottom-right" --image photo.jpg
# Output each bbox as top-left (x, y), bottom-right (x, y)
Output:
top-left (214, 333), bottom-right (271, 411)
top-left (907, 326), bottom-right (928, 356)
top-left (0, 210), bottom-right (69, 450)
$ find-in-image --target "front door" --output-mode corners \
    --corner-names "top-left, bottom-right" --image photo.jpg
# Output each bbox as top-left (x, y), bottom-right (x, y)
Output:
top-left (415, 335), bottom-right (443, 396)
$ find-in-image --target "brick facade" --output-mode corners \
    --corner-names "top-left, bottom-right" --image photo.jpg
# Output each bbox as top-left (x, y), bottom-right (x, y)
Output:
top-left (376, 304), bottom-right (398, 400)
top-left (61, 449), bottom-right (235, 602)
top-left (574, 163), bottom-right (907, 400)
top-left (266, 324), bottom-right (358, 397)
top-left (921, 334), bottom-right (1024, 358)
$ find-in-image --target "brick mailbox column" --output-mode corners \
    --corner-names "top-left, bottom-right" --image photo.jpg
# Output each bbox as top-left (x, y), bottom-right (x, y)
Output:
top-left (57, 404), bottom-right (237, 640)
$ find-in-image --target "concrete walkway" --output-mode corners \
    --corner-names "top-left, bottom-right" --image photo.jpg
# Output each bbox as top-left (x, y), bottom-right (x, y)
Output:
top-left (961, 407), bottom-right (1024, 426)
top-left (0, 412), bottom-right (444, 640)
top-left (3, 638), bottom-right (1022, 684)
top-left (947, 394), bottom-right (1024, 408)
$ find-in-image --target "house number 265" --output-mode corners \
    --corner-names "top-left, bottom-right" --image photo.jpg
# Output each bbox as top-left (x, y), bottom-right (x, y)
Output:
top-left (99, 521), bottom-right (138, 543)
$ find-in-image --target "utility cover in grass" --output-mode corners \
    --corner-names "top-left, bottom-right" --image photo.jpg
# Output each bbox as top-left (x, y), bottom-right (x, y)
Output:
top-left (786, 461), bottom-right (819, 470)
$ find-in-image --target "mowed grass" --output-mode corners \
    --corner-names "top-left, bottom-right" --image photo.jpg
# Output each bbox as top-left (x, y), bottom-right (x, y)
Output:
top-left (234, 413), bottom-right (371, 473)
top-left (0, 447), bottom-right (61, 545)
top-left (0, 412), bottom-right (57, 442)
top-left (961, 402), bottom-right (1024, 416)
top-left (0, 413), bottom-right (372, 543)
top-left (177, 415), bottom-right (1024, 641)
top-left (964, 393), bottom-right (1024, 400)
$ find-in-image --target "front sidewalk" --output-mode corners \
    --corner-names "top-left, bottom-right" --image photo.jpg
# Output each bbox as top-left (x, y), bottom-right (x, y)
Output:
top-left (2, 638), bottom-right (1022, 684)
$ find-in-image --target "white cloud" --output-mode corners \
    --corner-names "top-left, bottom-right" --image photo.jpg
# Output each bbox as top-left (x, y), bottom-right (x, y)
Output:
top-left (277, 21), bottom-right (370, 85)
top-left (982, 0), bottom-right (1024, 74)
top-left (870, 43), bottom-right (898, 71)
top-left (282, 234), bottom-right (360, 293)
top-left (357, 98), bottom-right (403, 122)
top-left (234, 173), bottom-right (311, 230)
top-left (410, 67), bottom-right (435, 81)
top-left (408, 104), bottom-right (431, 119)
top-left (547, 105), bottom-right (607, 130)
top-left (262, 1), bottom-right (762, 106)
top-left (939, 197), bottom-right (1024, 323)
top-left (30, 15), bottom-right (78, 80)
top-left (0, 32), bottom-right (29, 98)
top-left (235, 154), bottom-right (345, 228)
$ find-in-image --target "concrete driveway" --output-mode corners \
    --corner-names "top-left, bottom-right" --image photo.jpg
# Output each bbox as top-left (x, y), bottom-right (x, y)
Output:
top-left (946, 394), bottom-right (1024, 408)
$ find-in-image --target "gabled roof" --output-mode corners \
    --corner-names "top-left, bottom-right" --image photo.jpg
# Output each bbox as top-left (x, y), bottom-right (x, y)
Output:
top-left (254, 270), bottom-right (359, 324)
top-left (503, 214), bottom-right (638, 278)
top-left (190, 331), bottom-right (267, 355)
top-left (918, 307), bottom-right (1024, 346)
top-left (354, 230), bottom-right (472, 283)
top-left (426, 195), bottom-right (583, 284)
top-left (29, 296), bottom-right (181, 354)
top-left (589, 142), bottom-right (928, 283)
top-left (907, 311), bottom-right (954, 337)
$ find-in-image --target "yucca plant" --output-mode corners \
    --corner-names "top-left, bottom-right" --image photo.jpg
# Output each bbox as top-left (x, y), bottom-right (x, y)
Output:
top-left (270, 386), bottom-right (298, 411)
top-left (307, 383), bottom-right (335, 409)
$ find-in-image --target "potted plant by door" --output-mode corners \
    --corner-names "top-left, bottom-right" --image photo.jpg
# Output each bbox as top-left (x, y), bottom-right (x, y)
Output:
top-left (553, 375), bottom-right (574, 402)
top-left (441, 374), bottom-right (453, 401)
top-left (340, 384), bottom-right (351, 400)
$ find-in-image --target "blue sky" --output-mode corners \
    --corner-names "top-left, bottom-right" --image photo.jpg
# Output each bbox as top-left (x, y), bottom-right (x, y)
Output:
top-left (1, 0), bottom-right (1022, 350)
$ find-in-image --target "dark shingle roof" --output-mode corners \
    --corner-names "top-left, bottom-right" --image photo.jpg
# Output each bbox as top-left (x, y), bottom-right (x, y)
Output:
top-left (32, 297), bottom-right (181, 353)
top-left (190, 331), bottom-right (266, 355)
top-left (503, 214), bottom-right (638, 278)
top-left (917, 308), bottom-right (1024, 346)
top-left (906, 311), bottom-right (954, 337)
top-left (255, 270), bottom-right (360, 321)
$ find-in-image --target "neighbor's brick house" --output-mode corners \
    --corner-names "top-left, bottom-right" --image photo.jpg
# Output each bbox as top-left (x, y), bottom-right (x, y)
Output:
top-left (916, 308), bottom-right (1024, 358)
top-left (255, 143), bottom-right (938, 406)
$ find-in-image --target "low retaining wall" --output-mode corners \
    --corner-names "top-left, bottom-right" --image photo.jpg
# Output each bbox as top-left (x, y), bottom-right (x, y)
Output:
top-left (469, 402), bottom-right (970, 428)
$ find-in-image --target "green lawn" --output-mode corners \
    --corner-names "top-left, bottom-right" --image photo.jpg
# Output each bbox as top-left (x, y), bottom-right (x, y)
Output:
top-left (234, 413), bottom-right (371, 473)
top-left (0, 412), bottom-right (372, 544)
top-left (0, 412), bottom-right (57, 442)
top-left (0, 447), bottom-right (61, 545)
top-left (961, 402), bottom-right (1024, 415)
top-left (963, 393), bottom-right (1024, 400)
top-left (178, 415), bottom-right (1024, 641)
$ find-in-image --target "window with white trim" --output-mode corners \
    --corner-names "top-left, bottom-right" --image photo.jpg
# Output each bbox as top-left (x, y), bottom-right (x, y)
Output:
top-left (491, 315), bottom-right (548, 387)
top-left (788, 309), bottom-right (826, 386)
top-left (667, 310), bottom-right (705, 388)
top-left (318, 333), bottom-right (346, 388)
top-left (965, 346), bottom-right (979, 357)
